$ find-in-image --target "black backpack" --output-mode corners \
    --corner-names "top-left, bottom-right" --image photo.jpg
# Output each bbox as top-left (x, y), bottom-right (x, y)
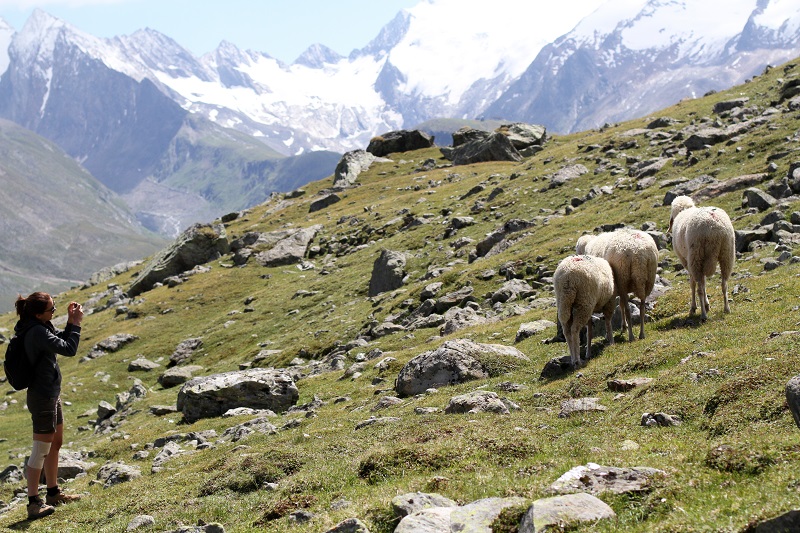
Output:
top-left (3, 327), bottom-right (34, 390)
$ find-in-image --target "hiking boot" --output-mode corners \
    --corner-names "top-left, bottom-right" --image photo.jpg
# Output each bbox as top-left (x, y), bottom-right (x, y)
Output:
top-left (27, 499), bottom-right (55, 520)
top-left (46, 491), bottom-right (81, 506)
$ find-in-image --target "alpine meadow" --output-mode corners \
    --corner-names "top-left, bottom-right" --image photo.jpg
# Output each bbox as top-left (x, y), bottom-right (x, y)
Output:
top-left (2, 55), bottom-right (800, 532)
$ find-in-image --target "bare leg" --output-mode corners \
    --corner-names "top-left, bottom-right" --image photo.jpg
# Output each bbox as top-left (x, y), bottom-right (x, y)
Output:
top-left (43, 424), bottom-right (63, 490)
top-left (27, 433), bottom-right (54, 497)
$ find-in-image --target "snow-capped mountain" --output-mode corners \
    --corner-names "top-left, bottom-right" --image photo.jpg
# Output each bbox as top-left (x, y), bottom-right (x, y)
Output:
top-left (0, 0), bottom-right (799, 236)
top-left (485, 0), bottom-right (800, 132)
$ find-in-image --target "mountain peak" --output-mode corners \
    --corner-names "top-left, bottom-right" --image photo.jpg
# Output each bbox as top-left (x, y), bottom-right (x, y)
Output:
top-left (293, 43), bottom-right (343, 68)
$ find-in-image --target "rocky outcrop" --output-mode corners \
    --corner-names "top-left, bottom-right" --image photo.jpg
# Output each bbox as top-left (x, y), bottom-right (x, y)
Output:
top-left (368, 249), bottom-right (407, 296)
top-left (442, 131), bottom-right (523, 166)
top-left (177, 369), bottom-right (299, 422)
top-left (128, 223), bottom-right (229, 297)
top-left (332, 150), bottom-right (386, 188)
top-left (366, 129), bottom-right (434, 157)
top-left (395, 339), bottom-right (528, 397)
top-left (254, 224), bottom-right (322, 267)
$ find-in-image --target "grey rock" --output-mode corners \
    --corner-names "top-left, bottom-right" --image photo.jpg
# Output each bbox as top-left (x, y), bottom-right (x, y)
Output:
top-left (128, 223), bottom-right (229, 297)
top-left (151, 441), bottom-right (186, 473)
top-left (128, 357), bottom-right (160, 372)
top-left (391, 492), bottom-right (458, 518)
top-left (255, 224), bottom-right (323, 267)
top-left (742, 187), bottom-right (777, 212)
top-left (641, 412), bottom-right (682, 427)
top-left (683, 122), bottom-right (752, 151)
top-left (177, 368), bottom-right (299, 422)
top-left (309, 193), bottom-right (341, 213)
top-left (713, 97), bottom-right (749, 113)
top-left (368, 249), bottom-right (407, 297)
top-left (444, 391), bottom-right (510, 415)
top-left (322, 518), bottom-right (371, 533)
top-left (394, 497), bottom-right (528, 533)
top-left (434, 286), bottom-right (475, 313)
top-left (559, 398), bottom-right (607, 418)
top-left (150, 405), bottom-right (178, 416)
top-left (444, 131), bottom-right (523, 166)
top-left (0, 465), bottom-right (22, 484)
top-left (220, 416), bottom-right (278, 442)
top-left (169, 339), bottom-right (204, 366)
top-left (516, 320), bottom-right (556, 342)
top-left (518, 493), bottom-right (616, 533)
top-left (491, 278), bottom-right (534, 303)
top-left (126, 515), bottom-right (156, 531)
top-left (548, 164), bottom-right (588, 189)
top-left (786, 375), bottom-right (800, 429)
top-left (440, 306), bottom-right (490, 336)
top-left (371, 396), bottom-right (403, 411)
top-left (607, 377), bottom-right (654, 392)
top-left (333, 149), bottom-right (380, 188)
top-left (396, 338), bottom-right (528, 397)
top-left (748, 510), bottom-right (800, 533)
top-left (97, 462), bottom-right (142, 488)
top-left (496, 122), bottom-right (546, 155)
top-left (475, 219), bottom-right (537, 258)
top-left (549, 463), bottom-right (666, 495)
top-left (97, 401), bottom-right (117, 421)
top-left (159, 365), bottom-right (204, 388)
top-left (367, 129), bottom-right (434, 157)
top-left (354, 416), bottom-right (401, 430)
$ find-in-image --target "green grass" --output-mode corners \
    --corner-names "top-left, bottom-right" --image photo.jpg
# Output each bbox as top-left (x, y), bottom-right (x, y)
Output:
top-left (2, 58), bottom-right (800, 532)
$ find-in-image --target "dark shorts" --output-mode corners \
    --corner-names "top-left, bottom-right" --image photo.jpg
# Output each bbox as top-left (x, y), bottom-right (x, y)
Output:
top-left (27, 389), bottom-right (63, 434)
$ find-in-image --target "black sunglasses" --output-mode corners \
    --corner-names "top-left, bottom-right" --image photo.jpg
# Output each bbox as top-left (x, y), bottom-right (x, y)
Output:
top-left (46, 305), bottom-right (56, 313)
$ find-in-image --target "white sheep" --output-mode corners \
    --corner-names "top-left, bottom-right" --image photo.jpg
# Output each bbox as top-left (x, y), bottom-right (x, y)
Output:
top-left (554, 254), bottom-right (616, 367)
top-left (668, 195), bottom-right (735, 321)
top-left (577, 229), bottom-right (658, 340)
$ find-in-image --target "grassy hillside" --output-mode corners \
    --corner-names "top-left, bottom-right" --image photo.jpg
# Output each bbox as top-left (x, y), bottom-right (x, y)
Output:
top-left (1, 58), bottom-right (800, 533)
top-left (0, 119), bottom-right (167, 313)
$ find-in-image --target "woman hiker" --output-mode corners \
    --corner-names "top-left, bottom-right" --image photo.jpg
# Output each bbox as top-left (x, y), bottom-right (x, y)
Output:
top-left (14, 292), bottom-right (84, 520)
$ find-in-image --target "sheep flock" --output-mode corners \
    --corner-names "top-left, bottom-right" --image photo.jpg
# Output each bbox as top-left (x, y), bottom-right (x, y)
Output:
top-left (555, 195), bottom-right (735, 367)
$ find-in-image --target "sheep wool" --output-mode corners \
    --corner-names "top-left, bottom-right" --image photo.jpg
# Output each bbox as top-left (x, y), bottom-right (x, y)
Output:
top-left (669, 195), bottom-right (735, 320)
top-left (554, 254), bottom-right (616, 368)
top-left (576, 229), bottom-right (658, 340)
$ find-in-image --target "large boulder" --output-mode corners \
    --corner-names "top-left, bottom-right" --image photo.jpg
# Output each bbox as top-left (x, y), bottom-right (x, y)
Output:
top-left (332, 150), bottom-right (386, 188)
top-left (128, 223), bottom-right (229, 296)
top-left (395, 339), bottom-right (528, 397)
top-left (518, 493), bottom-right (616, 533)
top-left (442, 131), bottom-right (522, 166)
top-left (177, 369), bottom-right (299, 423)
top-left (394, 497), bottom-right (527, 533)
top-left (367, 129), bottom-right (434, 157)
top-left (495, 123), bottom-right (546, 156)
top-left (368, 249), bottom-right (407, 297)
top-left (254, 224), bottom-right (322, 267)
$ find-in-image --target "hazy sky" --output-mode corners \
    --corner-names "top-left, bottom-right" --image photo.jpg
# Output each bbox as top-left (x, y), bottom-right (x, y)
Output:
top-left (0, 0), bottom-right (420, 63)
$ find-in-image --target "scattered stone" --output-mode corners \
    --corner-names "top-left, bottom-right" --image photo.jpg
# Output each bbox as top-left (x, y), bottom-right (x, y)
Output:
top-left (516, 320), bottom-right (556, 342)
top-left (354, 417), bottom-right (401, 430)
top-left (96, 462), bottom-right (142, 488)
top-left (371, 396), bottom-right (404, 411)
top-left (128, 357), bottom-right (160, 372)
top-left (367, 129), bottom-right (434, 157)
top-left (177, 369), bottom-right (299, 423)
top-left (559, 398), bottom-right (608, 418)
top-left (607, 377), bottom-right (654, 392)
top-left (641, 412), bottom-right (682, 427)
top-left (549, 463), bottom-right (666, 495)
top-left (444, 391), bottom-right (510, 415)
top-left (159, 365), bottom-right (204, 388)
top-left (150, 405), bottom-right (179, 416)
top-left (169, 338), bottom-right (204, 367)
top-left (518, 493), bottom-right (616, 533)
top-left (127, 515), bottom-right (156, 531)
top-left (322, 517), bottom-right (371, 533)
top-left (395, 339), bottom-right (528, 397)
top-left (394, 497), bottom-right (528, 533)
top-left (392, 492), bottom-right (458, 518)
top-left (128, 223), bottom-right (229, 297)
top-left (368, 249), bottom-right (407, 297)
top-left (333, 149), bottom-right (382, 188)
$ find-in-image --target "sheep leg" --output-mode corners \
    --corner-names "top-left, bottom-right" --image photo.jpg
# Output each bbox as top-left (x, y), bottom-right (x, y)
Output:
top-left (620, 292), bottom-right (634, 341)
top-left (721, 275), bottom-right (730, 314)
top-left (689, 276), bottom-right (697, 316)
top-left (603, 304), bottom-right (615, 346)
top-left (698, 276), bottom-right (708, 321)
top-left (638, 298), bottom-right (646, 339)
top-left (584, 320), bottom-right (593, 364)
top-left (564, 315), bottom-right (580, 368)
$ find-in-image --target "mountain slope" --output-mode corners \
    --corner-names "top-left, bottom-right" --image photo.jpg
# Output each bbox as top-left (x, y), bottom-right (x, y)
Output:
top-left (1, 55), bottom-right (799, 532)
top-left (0, 118), bottom-right (166, 312)
top-left (0, 10), bottom-right (340, 236)
top-left (485, 0), bottom-right (800, 132)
